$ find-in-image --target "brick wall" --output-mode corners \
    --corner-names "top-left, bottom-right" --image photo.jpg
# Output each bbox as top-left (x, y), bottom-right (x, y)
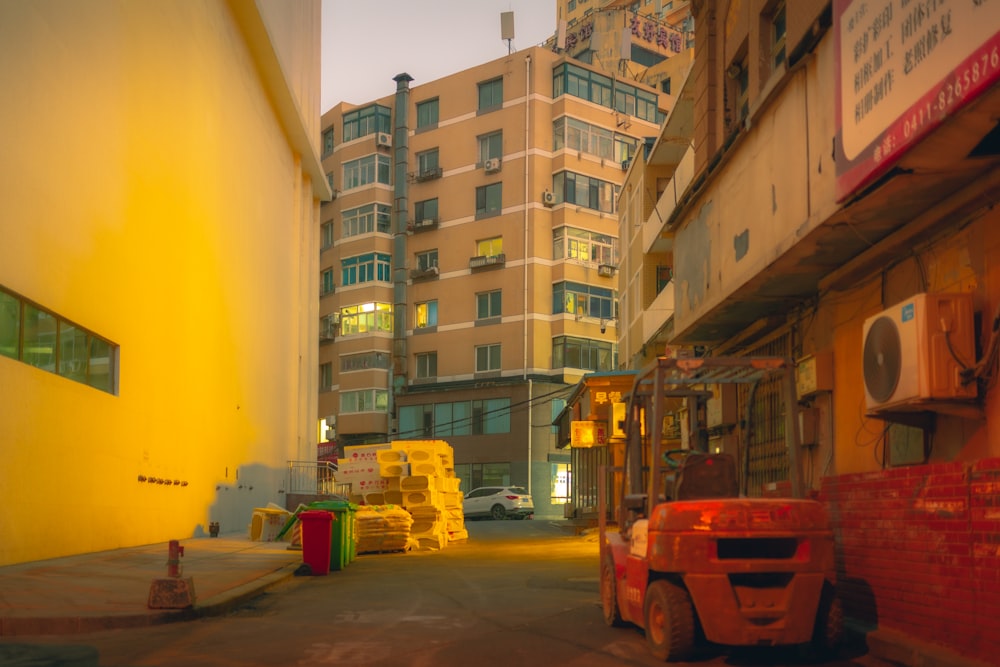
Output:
top-left (820, 459), bottom-right (1000, 663)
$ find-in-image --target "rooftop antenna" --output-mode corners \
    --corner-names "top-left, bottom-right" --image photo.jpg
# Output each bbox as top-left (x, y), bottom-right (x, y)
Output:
top-left (500, 11), bottom-right (515, 54)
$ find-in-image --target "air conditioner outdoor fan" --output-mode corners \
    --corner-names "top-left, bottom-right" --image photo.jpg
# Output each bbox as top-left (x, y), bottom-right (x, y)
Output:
top-left (863, 315), bottom-right (902, 403)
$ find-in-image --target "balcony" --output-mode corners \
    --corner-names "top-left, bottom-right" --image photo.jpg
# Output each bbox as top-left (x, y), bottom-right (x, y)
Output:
top-left (469, 253), bottom-right (505, 270)
top-left (598, 264), bottom-right (616, 277)
top-left (408, 217), bottom-right (438, 233)
top-left (409, 265), bottom-right (440, 281)
top-left (415, 167), bottom-right (442, 182)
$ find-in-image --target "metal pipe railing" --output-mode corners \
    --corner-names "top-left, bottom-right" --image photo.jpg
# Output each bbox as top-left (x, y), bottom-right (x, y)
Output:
top-left (285, 460), bottom-right (350, 496)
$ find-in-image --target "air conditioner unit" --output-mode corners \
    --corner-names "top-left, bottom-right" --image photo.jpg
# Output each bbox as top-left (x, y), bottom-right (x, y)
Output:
top-left (325, 414), bottom-right (337, 427)
top-left (542, 191), bottom-right (556, 207)
top-left (375, 132), bottom-right (392, 148)
top-left (484, 157), bottom-right (502, 174)
top-left (598, 264), bottom-right (616, 277)
top-left (861, 292), bottom-right (976, 412)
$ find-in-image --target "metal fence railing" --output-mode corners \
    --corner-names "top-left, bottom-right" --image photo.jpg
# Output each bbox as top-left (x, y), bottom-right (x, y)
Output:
top-left (286, 460), bottom-right (351, 496)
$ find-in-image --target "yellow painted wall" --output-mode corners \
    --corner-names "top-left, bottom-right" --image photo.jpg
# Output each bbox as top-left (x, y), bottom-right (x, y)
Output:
top-left (0, 1), bottom-right (322, 565)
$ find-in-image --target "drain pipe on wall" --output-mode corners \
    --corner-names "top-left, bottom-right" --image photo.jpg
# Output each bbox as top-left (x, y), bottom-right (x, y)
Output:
top-left (523, 53), bottom-right (532, 496)
top-left (390, 73), bottom-right (414, 438)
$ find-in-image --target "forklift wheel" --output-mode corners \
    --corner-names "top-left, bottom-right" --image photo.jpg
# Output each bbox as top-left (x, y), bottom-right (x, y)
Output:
top-left (644, 580), bottom-right (695, 662)
top-left (600, 555), bottom-right (625, 627)
top-left (812, 583), bottom-right (843, 655)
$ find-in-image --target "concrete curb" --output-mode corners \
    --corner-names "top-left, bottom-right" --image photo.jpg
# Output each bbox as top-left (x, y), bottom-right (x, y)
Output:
top-left (847, 622), bottom-right (995, 667)
top-left (0, 563), bottom-right (301, 637)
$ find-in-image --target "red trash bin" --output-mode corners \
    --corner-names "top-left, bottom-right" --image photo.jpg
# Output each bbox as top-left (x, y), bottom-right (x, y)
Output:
top-left (299, 510), bottom-right (333, 576)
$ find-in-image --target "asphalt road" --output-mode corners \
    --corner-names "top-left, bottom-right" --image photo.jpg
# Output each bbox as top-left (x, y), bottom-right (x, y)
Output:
top-left (7, 519), bottom-right (887, 667)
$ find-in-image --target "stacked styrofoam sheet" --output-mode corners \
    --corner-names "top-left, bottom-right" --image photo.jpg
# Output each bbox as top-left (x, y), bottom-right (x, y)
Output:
top-left (354, 505), bottom-right (413, 554)
top-left (340, 443), bottom-right (392, 504)
top-left (386, 440), bottom-right (467, 547)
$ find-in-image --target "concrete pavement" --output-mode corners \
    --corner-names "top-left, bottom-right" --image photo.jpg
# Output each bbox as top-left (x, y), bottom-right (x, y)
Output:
top-left (0, 535), bottom-right (302, 638)
top-left (0, 529), bottom-right (994, 667)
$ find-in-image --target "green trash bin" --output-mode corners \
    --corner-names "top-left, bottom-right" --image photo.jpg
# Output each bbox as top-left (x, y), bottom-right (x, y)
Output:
top-left (347, 503), bottom-right (358, 563)
top-left (308, 500), bottom-right (355, 571)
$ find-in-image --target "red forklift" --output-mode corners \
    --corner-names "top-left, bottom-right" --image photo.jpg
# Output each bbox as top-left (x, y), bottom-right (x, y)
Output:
top-left (598, 356), bottom-right (841, 661)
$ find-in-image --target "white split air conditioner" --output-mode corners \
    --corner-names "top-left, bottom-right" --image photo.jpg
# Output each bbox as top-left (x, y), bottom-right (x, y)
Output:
top-left (861, 292), bottom-right (976, 412)
top-left (484, 158), bottom-right (501, 174)
top-left (542, 191), bottom-right (556, 207)
top-left (375, 132), bottom-right (392, 148)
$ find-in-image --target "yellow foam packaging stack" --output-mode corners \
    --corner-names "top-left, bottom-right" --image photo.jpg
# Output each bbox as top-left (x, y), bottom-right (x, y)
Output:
top-left (354, 505), bottom-right (413, 554)
top-left (387, 440), bottom-right (467, 548)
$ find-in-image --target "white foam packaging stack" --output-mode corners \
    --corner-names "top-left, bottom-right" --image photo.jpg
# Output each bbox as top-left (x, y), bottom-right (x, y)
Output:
top-left (339, 440), bottom-right (466, 551)
top-left (388, 440), bottom-right (466, 549)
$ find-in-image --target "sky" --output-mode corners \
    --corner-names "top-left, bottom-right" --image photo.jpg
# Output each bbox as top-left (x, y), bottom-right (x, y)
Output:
top-left (321, 0), bottom-right (558, 111)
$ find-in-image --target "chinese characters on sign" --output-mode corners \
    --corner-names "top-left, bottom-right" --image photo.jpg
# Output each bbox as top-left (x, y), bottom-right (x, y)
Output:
top-left (563, 15), bottom-right (685, 55)
top-left (835, 0), bottom-right (1000, 201)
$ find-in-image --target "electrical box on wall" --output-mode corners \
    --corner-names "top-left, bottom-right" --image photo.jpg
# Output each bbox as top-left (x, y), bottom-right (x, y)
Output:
top-left (706, 384), bottom-right (738, 427)
top-left (798, 407), bottom-right (820, 447)
top-left (796, 351), bottom-right (834, 400)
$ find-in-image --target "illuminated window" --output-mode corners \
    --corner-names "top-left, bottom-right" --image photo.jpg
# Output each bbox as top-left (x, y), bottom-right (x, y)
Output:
top-left (553, 226), bottom-right (618, 266)
top-left (415, 300), bottom-right (438, 328)
top-left (552, 281), bottom-right (615, 319)
top-left (476, 237), bottom-right (503, 258)
top-left (339, 302), bottom-right (393, 336)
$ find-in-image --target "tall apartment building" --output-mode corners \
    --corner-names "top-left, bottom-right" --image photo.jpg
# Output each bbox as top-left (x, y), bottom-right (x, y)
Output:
top-left (319, 43), bottom-right (674, 515)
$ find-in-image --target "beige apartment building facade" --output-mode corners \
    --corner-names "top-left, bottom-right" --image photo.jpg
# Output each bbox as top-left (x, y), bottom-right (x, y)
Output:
top-left (319, 44), bottom-right (671, 514)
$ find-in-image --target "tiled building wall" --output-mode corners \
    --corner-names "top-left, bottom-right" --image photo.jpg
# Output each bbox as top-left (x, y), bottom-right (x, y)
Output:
top-left (821, 460), bottom-right (1000, 663)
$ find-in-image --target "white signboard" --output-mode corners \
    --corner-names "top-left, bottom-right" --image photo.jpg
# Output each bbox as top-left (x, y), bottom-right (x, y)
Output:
top-left (835, 0), bottom-right (1000, 200)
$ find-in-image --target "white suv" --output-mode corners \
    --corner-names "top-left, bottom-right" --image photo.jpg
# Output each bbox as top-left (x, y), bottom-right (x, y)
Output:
top-left (463, 486), bottom-right (534, 520)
